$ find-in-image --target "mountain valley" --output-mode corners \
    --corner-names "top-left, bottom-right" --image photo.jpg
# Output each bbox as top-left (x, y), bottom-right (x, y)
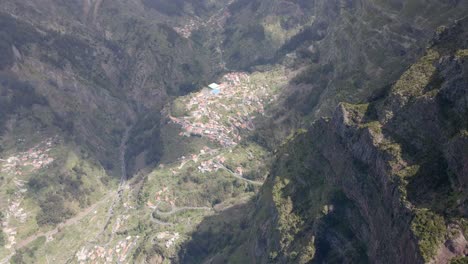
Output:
top-left (0, 0), bottom-right (467, 263)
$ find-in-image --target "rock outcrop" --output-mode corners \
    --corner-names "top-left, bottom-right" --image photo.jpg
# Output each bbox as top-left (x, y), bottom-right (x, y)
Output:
top-left (180, 17), bottom-right (468, 264)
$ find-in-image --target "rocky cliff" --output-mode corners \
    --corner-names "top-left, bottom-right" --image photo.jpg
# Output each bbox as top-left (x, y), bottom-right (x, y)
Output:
top-left (180, 18), bottom-right (468, 264)
top-left (225, 0), bottom-right (468, 132)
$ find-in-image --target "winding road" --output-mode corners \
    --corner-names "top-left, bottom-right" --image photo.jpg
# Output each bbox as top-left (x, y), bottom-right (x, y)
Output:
top-left (150, 202), bottom-right (212, 226)
top-left (215, 162), bottom-right (264, 186)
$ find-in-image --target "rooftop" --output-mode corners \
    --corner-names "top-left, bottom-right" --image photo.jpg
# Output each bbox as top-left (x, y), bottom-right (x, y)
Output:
top-left (208, 83), bottom-right (220, 89)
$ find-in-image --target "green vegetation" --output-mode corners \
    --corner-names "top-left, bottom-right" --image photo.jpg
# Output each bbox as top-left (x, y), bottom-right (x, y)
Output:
top-left (178, 200), bottom-right (254, 263)
top-left (159, 122), bottom-right (215, 164)
top-left (411, 209), bottom-right (447, 262)
top-left (126, 111), bottom-right (163, 174)
top-left (292, 64), bottom-right (334, 85)
top-left (455, 49), bottom-right (468, 58)
top-left (297, 239), bottom-right (316, 264)
top-left (0, 12), bottom-right (117, 94)
top-left (281, 129), bottom-right (308, 148)
top-left (344, 103), bottom-right (370, 117)
top-left (379, 141), bottom-right (402, 161)
top-left (0, 72), bottom-right (49, 134)
top-left (360, 121), bottom-right (382, 134)
top-left (19, 149), bottom-right (110, 229)
top-left (263, 16), bottom-right (314, 47)
top-left (171, 99), bottom-right (190, 117)
top-left (451, 256), bottom-right (468, 264)
top-left (341, 103), bottom-right (384, 135)
top-left (0, 1), bottom-right (466, 263)
top-left (222, 142), bottom-right (271, 181)
top-left (0, 13), bottom-right (40, 69)
top-left (29, 167), bottom-right (92, 206)
top-left (11, 236), bottom-right (46, 264)
top-left (272, 178), bottom-right (304, 253)
top-left (392, 49), bottom-right (440, 97)
top-left (396, 165), bottom-right (420, 179)
top-left (36, 193), bottom-right (74, 226)
top-left (0, 229), bottom-right (5, 247)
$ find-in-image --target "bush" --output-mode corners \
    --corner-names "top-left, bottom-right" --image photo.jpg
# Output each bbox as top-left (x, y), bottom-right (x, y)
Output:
top-left (0, 229), bottom-right (5, 247)
top-left (0, 72), bottom-right (49, 132)
top-left (411, 209), bottom-right (446, 262)
top-left (36, 193), bottom-right (74, 226)
top-left (451, 257), bottom-right (468, 264)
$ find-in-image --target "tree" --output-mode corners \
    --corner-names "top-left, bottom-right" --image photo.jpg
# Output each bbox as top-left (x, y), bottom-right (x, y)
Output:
top-left (0, 229), bottom-right (5, 247)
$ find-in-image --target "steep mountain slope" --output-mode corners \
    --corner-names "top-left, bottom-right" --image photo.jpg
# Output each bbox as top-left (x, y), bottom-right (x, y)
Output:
top-left (0, 1), bottom-right (220, 262)
top-left (180, 18), bottom-right (468, 264)
top-left (0, 0), bottom-right (228, 172)
top-left (223, 0), bottom-right (468, 134)
top-left (0, 0), bottom-right (467, 263)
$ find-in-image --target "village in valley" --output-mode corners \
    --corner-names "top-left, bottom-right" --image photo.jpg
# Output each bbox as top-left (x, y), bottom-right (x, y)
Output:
top-left (123, 67), bottom-right (287, 259)
top-left (169, 71), bottom-right (282, 148)
top-left (76, 236), bottom-right (139, 263)
top-left (0, 138), bottom-right (57, 255)
top-left (0, 67), bottom-right (287, 263)
top-left (0, 137), bottom-right (56, 176)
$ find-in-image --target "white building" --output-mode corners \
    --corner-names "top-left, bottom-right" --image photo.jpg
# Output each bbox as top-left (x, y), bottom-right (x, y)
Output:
top-left (208, 83), bottom-right (220, 89)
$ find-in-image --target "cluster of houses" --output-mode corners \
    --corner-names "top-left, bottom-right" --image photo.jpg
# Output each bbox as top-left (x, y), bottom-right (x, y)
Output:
top-left (173, 19), bottom-right (200, 38)
top-left (222, 72), bottom-right (250, 86)
top-left (76, 236), bottom-right (139, 263)
top-left (155, 231), bottom-right (180, 249)
top-left (0, 137), bottom-right (56, 176)
top-left (197, 155), bottom-right (245, 177)
top-left (2, 179), bottom-right (28, 251)
top-left (169, 72), bottom-right (271, 148)
top-left (147, 186), bottom-right (176, 209)
top-left (2, 226), bottom-right (17, 250)
top-left (197, 158), bottom-right (222, 173)
top-left (1, 138), bottom-right (57, 255)
top-left (112, 214), bottom-right (130, 234)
